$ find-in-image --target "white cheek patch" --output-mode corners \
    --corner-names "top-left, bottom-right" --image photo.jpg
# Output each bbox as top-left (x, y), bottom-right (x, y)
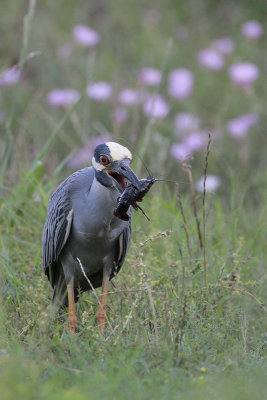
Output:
top-left (106, 142), bottom-right (132, 162)
top-left (92, 156), bottom-right (105, 171)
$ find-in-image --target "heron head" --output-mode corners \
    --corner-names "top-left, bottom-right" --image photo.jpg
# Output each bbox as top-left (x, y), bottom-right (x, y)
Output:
top-left (92, 142), bottom-right (141, 191)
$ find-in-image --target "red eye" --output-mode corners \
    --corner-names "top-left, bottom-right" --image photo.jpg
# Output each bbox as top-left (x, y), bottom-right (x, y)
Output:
top-left (100, 155), bottom-right (110, 165)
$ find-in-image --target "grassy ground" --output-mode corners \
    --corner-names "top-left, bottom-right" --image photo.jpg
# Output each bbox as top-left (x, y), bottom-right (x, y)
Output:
top-left (0, 1), bottom-right (267, 399)
top-left (1, 166), bottom-right (266, 399)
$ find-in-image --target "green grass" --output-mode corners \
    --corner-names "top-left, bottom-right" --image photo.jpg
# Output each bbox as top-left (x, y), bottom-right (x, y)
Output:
top-left (0, 0), bottom-right (267, 399)
top-left (1, 171), bottom-right (266, 399)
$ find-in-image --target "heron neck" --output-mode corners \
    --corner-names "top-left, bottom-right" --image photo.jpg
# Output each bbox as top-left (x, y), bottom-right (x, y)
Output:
top-left (94, 169), bottom-right (113, 188)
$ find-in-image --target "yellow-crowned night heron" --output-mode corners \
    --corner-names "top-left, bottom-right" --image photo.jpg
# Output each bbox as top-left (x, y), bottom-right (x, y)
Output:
top-left (42, 142), bottom-right (141, 333)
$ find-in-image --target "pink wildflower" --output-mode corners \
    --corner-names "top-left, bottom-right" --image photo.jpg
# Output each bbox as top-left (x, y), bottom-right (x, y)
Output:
top-left (118, 88), bottom-right (141, 106)
top-left (174, 113), bottom-right (199, 135)
top-left (72, 25), bottom-right (100, 47)
top-left (229, 62), bottom-right (259, 87)
top-left (86, 82), bottom-right (112, 101)
top-left (241, 21), bottom-right (263, 39)
top-left (211, 37), bottom-right (235, 54)
top-left (168, 69), bottom-right (194, 99)
top-left (143, 94), bottom-right (169, 119)
top-left (0, 67), bottom-right (20, 87)
top-left (198, 48), bottom-right (225, 70)
top-left (138, 68), bottom-right (162, 86)
top-left (226, 113), bottom-right (259, 138)
top-left (46, 89), bottom-right (80, 107)
top-left (196, 175), bottom-right (221, 193)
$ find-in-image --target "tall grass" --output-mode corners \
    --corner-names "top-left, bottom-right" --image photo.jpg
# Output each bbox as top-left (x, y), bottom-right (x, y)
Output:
top-left (1, 146), bottom-right (266, 398)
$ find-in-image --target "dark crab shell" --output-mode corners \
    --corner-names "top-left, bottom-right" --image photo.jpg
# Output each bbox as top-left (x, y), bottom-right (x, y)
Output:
top-left (114, 177), bottom-right (155, 221)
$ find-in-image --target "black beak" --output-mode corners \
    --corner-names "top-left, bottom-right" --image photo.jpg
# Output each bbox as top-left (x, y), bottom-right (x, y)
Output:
top-left (113, 160), bottom-right (141, 190)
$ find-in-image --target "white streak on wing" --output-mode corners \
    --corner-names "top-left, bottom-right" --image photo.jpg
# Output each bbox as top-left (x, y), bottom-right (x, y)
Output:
top-left (118, 233), bottom-right (123, 262)
top-left (61, 208), bottom-right (73, 251)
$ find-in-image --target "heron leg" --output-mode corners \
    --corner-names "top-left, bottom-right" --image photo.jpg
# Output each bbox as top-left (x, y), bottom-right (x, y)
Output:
top-left (97, 267), bottom-right (110, 334)
top-left (67, 279), bottom-right (77, 333)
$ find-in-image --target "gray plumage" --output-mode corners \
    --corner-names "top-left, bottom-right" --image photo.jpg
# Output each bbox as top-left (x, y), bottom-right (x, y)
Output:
top-left (42, 166), bottom-right (131, 306)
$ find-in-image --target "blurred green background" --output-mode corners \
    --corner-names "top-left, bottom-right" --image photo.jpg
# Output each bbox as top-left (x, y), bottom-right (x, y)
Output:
top-left (0, 1), bottom-right (266, 399)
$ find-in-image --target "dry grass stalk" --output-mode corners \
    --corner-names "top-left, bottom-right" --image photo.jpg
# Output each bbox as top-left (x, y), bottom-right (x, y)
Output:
top-left (177, 187), bottom-right (192, 263)
top-left (185, 166), bottom-right (203, 251)
top-left (176, 235), bottom-right (186, 297)
top-left (145, 279), bottom-right (159, 345)
top-left (202, 132), bottom-right (211, 285)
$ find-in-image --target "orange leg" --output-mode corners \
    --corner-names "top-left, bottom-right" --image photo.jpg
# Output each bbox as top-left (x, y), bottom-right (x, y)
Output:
top-left (97, 267), bottom-right (110, 334)
top-left (67, 279), bottom-right (77, 333)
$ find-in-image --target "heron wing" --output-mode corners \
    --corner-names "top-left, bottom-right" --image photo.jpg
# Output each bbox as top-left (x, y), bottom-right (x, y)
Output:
top-left (112, 212), bottom-right (132, 277)
top-left (42, 167), bottom-right (95, 282)
top-left (42, 179), bottom-right (73, 277)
